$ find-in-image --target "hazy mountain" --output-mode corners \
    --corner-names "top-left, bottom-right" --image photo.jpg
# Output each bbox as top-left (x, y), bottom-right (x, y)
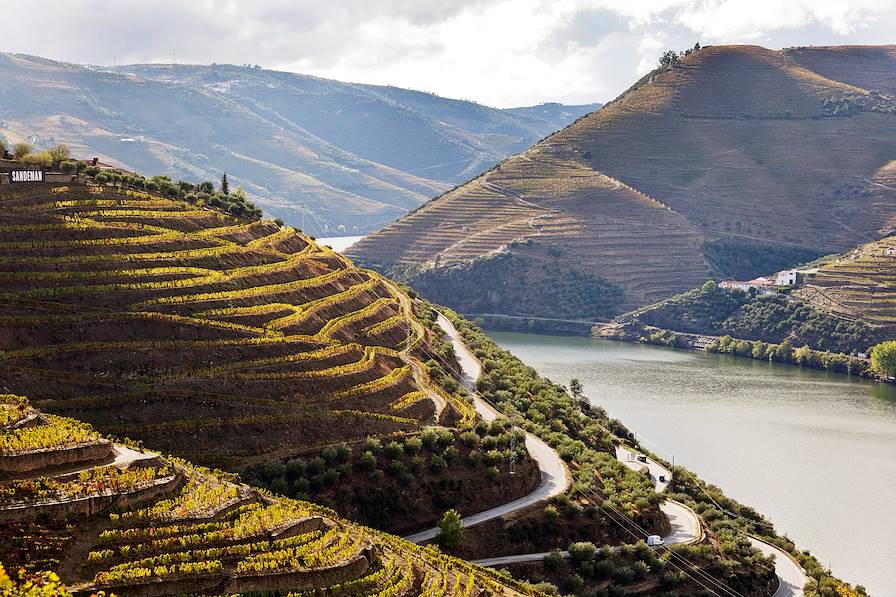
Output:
top-left (0, 53), bottom-right (598, 233)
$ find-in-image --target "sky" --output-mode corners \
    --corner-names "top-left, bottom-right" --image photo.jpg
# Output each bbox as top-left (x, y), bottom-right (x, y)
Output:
top-left (4, 0), bottom-right (896, 107)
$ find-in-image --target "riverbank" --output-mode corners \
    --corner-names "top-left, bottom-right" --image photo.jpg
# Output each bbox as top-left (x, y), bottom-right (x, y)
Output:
top-left (467, 313), bottom-right (604, 336)
top-left (594, 320), bottom-right (886, 382)
top-left (487, 329), bottom-right (896, 596)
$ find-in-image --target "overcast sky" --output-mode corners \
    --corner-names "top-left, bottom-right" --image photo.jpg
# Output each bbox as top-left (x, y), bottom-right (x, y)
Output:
top-left (5, 0), bottom-right (896, 107)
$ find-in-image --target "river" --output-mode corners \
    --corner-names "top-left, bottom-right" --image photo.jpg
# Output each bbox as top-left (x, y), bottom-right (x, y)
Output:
top-left (488, 331), bottom-right (896, 596)
top-left (317, 235), bottom-right (364, 252)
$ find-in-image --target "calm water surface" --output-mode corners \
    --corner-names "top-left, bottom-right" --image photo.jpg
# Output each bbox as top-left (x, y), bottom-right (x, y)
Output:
top-left (488, 331), bottom-right (896, 596)
top-left (317, 235), bottom-right (363, 252)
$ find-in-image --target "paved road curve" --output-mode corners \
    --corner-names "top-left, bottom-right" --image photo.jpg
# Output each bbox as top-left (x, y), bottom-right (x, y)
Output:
top-left (423, 315), bottom-right (807, 597)
top-left (748, 537), bottom-right (807, 597)
top-left (403, 316), bottom-right (571, 544)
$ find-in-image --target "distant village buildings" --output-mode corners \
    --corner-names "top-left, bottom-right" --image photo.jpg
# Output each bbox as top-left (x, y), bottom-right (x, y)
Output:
top-left (719, 276), bottom-right (777, 295)
top-left (720, 268), bottom-right (820, 293)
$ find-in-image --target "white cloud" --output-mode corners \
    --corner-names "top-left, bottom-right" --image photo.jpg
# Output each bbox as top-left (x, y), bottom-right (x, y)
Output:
top-left (3, 0), bottom-right (895, 107)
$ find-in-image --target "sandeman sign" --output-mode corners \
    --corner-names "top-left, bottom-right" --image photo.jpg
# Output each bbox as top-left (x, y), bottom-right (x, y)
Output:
top-left (9, 170), bottom-right (44, 183)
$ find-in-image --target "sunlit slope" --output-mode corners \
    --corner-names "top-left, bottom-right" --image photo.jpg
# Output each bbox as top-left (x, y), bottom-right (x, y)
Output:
top-left (350, 44), bottom-right (896, 312)
top-left (799, 233), bottom-right (896, 326)
top-left (0, 395), bottom-right (526, 597)
top-left (784, 45), bottom-right (896, 95)
top-left (0, 183), bottom-right (472, 470)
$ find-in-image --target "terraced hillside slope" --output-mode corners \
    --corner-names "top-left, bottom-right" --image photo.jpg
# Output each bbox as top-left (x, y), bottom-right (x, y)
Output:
top-left (0, 394), bottom-right (532, 597)
top-left (797, 234), bottom-right (896, 326)
top-left (0, 182), bottom-right (477, 471)
top-left (349, 44), bottom-right (896, 316)
top-left (0, 53), bottom-right (598, 233)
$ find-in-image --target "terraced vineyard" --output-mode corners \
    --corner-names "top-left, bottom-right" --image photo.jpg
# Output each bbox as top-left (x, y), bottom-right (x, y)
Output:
top-left (0, 182), bottom-right (474, 470)
top-left (0, 395), bottom-right (532, 597)
top-left (799, 235), bottom-right (896, 327)
top-left (350, 44), bottom-right (896, 315)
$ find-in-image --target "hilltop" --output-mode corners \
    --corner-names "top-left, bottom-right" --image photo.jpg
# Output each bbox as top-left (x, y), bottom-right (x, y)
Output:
top-left (0, 394), bottom-right (531, 597)
top-left (349, 44), bottom-right (896, 317)
top-left (0, 53), bottom-right (598, 233)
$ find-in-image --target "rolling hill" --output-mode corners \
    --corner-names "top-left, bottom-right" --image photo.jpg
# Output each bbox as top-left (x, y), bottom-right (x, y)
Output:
top-left (0, 180), bottom-right (477, 472)
top-left (0, 394), bottom-right (531, 597)
top-left (348, 44), bottom-right (896, 317)
top-left (0, 53), bottom-right (598, 233)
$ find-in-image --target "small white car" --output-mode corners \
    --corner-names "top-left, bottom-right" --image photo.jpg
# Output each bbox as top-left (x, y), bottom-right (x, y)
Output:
top-left (647, 535), bottom-right (665, 547)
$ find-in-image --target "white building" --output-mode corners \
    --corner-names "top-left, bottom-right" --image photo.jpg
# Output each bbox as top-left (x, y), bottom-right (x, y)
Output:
top-left (775, 268), bottom-right (819, 286)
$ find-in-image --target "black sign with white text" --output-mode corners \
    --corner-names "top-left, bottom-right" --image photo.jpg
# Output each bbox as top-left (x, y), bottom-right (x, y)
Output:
top-left (9, 170), bottom-right (44, 183)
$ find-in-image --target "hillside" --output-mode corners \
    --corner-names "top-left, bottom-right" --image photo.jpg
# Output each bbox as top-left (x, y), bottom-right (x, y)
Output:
top-left (0, 53), bottom-right (598, 233)
top-left (609, 231), bottom-right (896, 359)
top-left (0, 180), bottom-right (478, 472)
top-left (607, 281), bottom-right (889, 357)
top-left (797, 234), bottom-right (896, 326)
top-left (0, 394), bottom-right (530, 597)
top-left (349, 44), bottom-right (896, 316)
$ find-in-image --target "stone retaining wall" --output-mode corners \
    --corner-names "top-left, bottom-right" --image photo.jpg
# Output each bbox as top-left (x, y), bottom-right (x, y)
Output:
top-left (227, 549), bottom-right (373, 594)
top-left (0, 473), bottom-right (181, 522)
top-left (75, 545), bottom-right (374, 597)
top-left (0, 440), bottom-right (112, 474)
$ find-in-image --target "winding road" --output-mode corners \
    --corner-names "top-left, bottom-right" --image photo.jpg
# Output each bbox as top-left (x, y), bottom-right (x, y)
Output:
top-left (409, 315), bottom-right (807, 596)
top-left (403, 315), bottom-right (571, 543)
top-left (748, 537), bottom-right (808, 597)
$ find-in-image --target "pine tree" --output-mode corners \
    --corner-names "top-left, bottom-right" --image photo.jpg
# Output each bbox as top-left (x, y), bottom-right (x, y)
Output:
top-left (435, 509), bottom-right (464, 548)
top-left (221, 172), bottom-right (229, 195)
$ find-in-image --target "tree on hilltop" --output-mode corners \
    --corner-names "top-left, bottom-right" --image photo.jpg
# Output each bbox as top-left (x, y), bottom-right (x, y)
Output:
top-left (659, 50), bottom-right (680, 69)
top-left (12, 142), bottom-right (32, 160)
top-left (221, 172), bottom-right (229, 195)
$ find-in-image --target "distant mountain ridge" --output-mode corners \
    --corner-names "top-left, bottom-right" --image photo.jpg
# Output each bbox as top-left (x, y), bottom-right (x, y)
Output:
top-left (349, 44), bottom-right (896, 316)
top-left (0, 53), bottom-right (599, 233)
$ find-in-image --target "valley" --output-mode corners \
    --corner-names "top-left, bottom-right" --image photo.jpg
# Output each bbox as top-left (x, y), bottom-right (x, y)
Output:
top-left (1, 30), bottom-right (893, 596)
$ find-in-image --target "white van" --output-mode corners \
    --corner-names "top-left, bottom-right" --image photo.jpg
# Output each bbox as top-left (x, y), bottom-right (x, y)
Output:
top-left (647, 535), bottom-right (665, 547)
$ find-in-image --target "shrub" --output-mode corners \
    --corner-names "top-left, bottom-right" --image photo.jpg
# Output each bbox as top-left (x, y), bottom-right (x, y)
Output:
top-left (543, 549), bottom-right (564, 570)
top-left (359, 451), bottom-right (376, 471)
top-left (569, 541), bottom-right (597, 562)
top-left (59, 160), bottom-right (79, 174)
top-left (384, 441), bottom-right (404, 459)
top-left (403, 437), bottom-right (422, 454)
top-left (442, 445), bottom-right (459, 463)
top-left (429, 455), bottom-right (447, 473)
top-left (363, 437), bottom-right (381, 453)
